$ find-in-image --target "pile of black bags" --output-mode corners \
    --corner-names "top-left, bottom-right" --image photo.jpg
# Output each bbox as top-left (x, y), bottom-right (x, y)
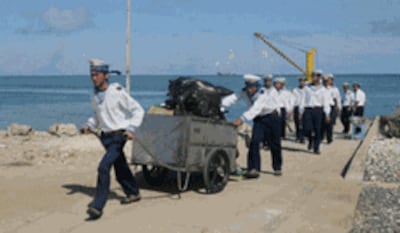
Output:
top-left (164, 77), bottom-right (234, 120)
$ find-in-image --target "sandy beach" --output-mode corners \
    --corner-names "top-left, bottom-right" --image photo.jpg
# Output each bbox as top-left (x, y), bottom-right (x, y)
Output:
top-left (0, 120), bottom-right (374, 233)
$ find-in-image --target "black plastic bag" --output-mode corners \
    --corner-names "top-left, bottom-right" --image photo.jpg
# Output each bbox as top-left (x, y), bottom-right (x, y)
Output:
top-left (165, 77), bottom-right (233, 120)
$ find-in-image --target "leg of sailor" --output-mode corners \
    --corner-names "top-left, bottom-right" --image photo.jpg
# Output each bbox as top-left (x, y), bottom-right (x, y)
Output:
top-left (312, 108), bottom-right (323, 153)
top-left (264, 112), bottom-right (282, 172)
top-left (248, 118), bottom-right (265, 171)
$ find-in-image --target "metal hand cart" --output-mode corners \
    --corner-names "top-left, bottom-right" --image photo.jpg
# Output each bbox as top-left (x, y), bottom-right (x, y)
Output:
top-left (131, 114), bottom-right (238, 193)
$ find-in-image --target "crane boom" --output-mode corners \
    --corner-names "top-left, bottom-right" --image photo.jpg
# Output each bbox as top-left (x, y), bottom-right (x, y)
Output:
top-left (254, 32), bottom-right (306, 75)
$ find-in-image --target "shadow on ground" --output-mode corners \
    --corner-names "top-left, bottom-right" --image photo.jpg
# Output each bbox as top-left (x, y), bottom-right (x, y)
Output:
top-left (61, 170), bottom-right (238, 201)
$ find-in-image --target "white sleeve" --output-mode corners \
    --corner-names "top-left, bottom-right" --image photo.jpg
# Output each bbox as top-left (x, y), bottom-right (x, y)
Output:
top-left (86, 99), bottom-right (98, 130)
top-left (323, 90), bottom-right (331, 116)
top-left (335, 88), bottom-right (342, 109)
top-left (221, 93), bottom-right (239, 107)
top-left (241, 94), bottom-right (266, 121)
top-left (120, 89), bottom-right (145, 132)
top-left (299, 88), bottom-right (307, 114)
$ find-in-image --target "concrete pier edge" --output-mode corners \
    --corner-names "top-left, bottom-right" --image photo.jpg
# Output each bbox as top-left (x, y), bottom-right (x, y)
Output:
top-left (343, 117), bottom-right (380, 182)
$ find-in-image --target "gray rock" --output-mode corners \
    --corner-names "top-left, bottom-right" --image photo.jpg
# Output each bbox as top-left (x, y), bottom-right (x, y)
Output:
top-left (48, 124), bottom-right (78, 137)
top-left (349, 185), bottom-right (400, 233)
top-left (7, 124), bottom-right (33, 136)
top-left (364, 139), bottom-right (400, 183)
top-left (380, 113), bottom-right (400, 138)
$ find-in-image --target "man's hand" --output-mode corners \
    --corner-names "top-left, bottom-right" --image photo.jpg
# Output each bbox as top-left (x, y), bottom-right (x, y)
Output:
top-left (124, 131), bottom-right (136, 140)
top-left (80, 125), bottom-right (90, 134)
top-left (233, 119), bottom-right (243, 127)
top-left (298, 114), bottom-right (302, 121)
top-left (325, 117), bottom-right (331, 124)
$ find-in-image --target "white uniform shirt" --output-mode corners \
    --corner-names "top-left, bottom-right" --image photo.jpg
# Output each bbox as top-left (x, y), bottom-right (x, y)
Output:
top-left (222, 90), bottom-right (260, 108)
top-left (299, 85), bottom-right (331, 116)
top-left (342, 90), bottom-right (354, 107)
top-left (87, 83), bottom-right (145, 133)
top-left (241, 88), bottom-right (280, 121)
top-left (293, 86), bottom-right (306, 107)
top-left (278, 88), bottom-right (295, 113)
top-left (354, 89), bottom-right (366, 107)
top-left (327, 86), bottom-right (342, 109)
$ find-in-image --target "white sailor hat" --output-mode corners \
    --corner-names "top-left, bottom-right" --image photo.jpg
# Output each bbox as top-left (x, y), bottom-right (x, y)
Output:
top-left (263, 74), bottom-right (273, 80)
top-left (325, 73), bottom-right (334, 79)
top-left (312, 69), bottom-right (323, 76)
top-left (89, 58), bottom-right (109, 73)
top-left (274, 77), bottom-right (286, 83)
top-left (243, 74), bottom-right (261, 83)
top-left (343, 82), bottom-right (349, 86)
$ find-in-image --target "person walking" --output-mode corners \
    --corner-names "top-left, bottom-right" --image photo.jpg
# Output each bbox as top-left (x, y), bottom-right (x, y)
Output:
top-left (274, 77), bottom-right (293, 139)
top-left (340, 82), bottom-right (354, 134)
top-left (323, 73), bottom-right (341, 143)
top-left (293, 77), bottom-right (306, 143)
top-left (232, 76), bottom-right (282, 178)
top-left (352, 82), bottom-right (366, 117)
top-left (81, 58), bottom-right (145, 220)
top-left (299, 69), bottom-right (331, 154)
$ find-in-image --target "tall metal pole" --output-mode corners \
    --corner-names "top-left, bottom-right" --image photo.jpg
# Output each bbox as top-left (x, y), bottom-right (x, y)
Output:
top-left (125, 0), bottom-right (131, 93)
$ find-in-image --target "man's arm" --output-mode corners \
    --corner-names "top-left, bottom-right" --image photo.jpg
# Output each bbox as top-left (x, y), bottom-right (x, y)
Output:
top-left (323, 89), bottom-right (331, 122)
top-left (241, 93), bottom-right (267, 122)
top-left (81, 99), bottom-right (98, 134)
top-left (120, 88), bottom-right (145, 138)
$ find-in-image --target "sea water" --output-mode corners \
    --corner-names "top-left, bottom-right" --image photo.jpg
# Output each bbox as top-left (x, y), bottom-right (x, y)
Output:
top-left (0, 74), bottom-right (399, 130)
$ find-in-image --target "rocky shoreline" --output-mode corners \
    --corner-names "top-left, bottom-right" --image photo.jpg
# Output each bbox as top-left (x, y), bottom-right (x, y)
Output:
top-left (350, 134), bottom-right (400, 232)
top-left (0, 123), bottom-right (109, 167)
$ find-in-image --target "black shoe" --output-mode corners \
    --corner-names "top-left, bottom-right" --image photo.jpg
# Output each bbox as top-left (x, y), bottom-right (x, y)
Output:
top-left (120, 194), bottom-right (141, 205)
top-left (314, 150), bottom-right (321, 155)
top-left (274, 170), bottom-right (282, 176)
top-left (299, 139), bottom-right (305, 144)
top-left (87, 201), bottom-right (93, 208)
top-left (327, 139), bottom-right (333, 144)
top-left (308, 142), bottom-right (312, 150)
top-left (86, 207), bottom-right (102, 220)
top-left (243, 169), bottom-right (260, 179)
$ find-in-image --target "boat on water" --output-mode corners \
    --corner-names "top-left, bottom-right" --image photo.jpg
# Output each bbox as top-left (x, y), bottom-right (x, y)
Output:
top-left (217, 72), bottom-right (238, 76)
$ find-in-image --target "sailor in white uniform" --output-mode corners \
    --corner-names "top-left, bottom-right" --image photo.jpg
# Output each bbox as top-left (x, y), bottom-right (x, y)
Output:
top-left (340, 82), bottom-right (354, 134)
top-left (293, 77), bottom-right (307, 143)
top-left (231, 75), bottom-right (283, 178)
top-left (274, 77), bottom-right (294, 139)
top-left (261, 74), bottom-right (274, 93)
top-left (81, 58), bottom-right (145, 220)
top-left (299, 69), bottom-right (331, 154)
top-left (322, 73), bottom-right (342, 143)
top-left (352, 82), bottom-right (366, 117)
top-left (222, 74), bottom-right (263, 108)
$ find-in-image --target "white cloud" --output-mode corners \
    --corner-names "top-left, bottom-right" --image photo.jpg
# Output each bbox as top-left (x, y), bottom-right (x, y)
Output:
top-left (43, 6), bottom-right (91, 33)
top-left (16, 6), bottom-right (92, 35)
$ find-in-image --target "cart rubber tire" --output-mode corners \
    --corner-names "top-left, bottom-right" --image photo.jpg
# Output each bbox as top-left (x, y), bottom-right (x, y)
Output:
top-left (203, 151), bottom-right (230, 194)
top-left (142, 165), bottom-right (168, 186)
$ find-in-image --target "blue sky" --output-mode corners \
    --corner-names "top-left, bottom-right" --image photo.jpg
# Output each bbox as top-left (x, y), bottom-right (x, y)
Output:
top-left (1, 0), bottom-right (400, 75)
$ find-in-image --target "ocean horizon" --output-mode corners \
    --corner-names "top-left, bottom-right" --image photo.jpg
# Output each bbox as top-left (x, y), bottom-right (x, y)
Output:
top-left (1, 74), bottom-right (399, 131)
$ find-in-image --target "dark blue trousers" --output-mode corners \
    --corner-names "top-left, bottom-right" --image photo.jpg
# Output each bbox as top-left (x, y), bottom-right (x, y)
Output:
top-left (303, 108), bottom-right (323, 152)
top-left (293, 106), bottom-right (304, 142)
top-left (248, 113), bottom-right (282, 172)
top-left (280, 108), bottom-right (287, 138)
top-left (341, 106), bottom-right (352, 133)
top-left (322, 106), bottom-right (337, 142)
top-left (92, 133), bottom-right (140, 210)
top-left (354, 106), bottom-right (364, 117)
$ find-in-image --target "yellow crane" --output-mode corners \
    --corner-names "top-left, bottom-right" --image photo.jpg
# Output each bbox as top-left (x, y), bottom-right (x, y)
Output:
top-left (254, 32), bottom-right (316, 82)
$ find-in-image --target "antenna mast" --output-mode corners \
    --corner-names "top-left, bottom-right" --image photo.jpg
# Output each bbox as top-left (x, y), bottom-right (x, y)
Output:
top-left (125, 0), bottom-right (131, 93)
